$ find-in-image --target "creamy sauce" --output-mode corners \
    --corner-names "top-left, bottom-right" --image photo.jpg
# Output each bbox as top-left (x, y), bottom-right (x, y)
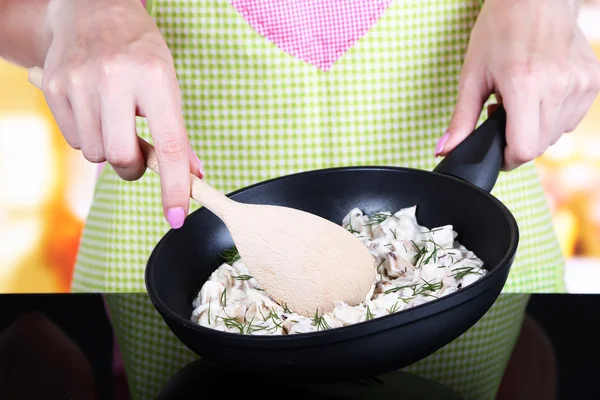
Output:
top-left (190, 206), bottom-right (487, 335)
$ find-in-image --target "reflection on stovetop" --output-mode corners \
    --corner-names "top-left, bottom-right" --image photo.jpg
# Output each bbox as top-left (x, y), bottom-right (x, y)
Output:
top-left (158, 358), bottom-right (463, 400)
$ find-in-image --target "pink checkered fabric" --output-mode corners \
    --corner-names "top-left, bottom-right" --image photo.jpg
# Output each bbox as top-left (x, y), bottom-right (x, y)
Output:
top-left (230, 0), bottom-right (392, 71)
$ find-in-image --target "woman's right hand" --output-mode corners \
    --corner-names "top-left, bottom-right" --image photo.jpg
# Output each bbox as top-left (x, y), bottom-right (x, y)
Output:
top-left (41, 0), bottom-right (202, 229)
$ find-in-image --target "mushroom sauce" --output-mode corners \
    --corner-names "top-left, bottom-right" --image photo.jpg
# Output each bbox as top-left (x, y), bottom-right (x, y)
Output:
top-left (190, 205), bottom-right (487, 335)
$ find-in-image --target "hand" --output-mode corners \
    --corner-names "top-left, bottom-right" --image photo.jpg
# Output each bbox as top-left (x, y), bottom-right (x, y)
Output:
top-left (437, 0), bottom-right (600, 171)
top-left (41, 0), bottom-right (203, 228)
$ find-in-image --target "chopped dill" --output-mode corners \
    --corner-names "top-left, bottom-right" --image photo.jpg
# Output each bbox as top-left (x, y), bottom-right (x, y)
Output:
top-left (313, 309), bottom-right (330, 331)
top-left (216, 312), bottom-right (269, 335)
top-left (384, 284), bottom-right (417, 294)
top-left (207, 297), bottom-right (212, 325)
top-left (451, 267), bottom-right (483, 280)
top-left (282, 303), bottom-right (292, 313)
top-left (411, 240), bottom-right (428, 267)
top-left (219, 289), bottom-right (227, 307)
top-left (221, 247), bottom-right (241, 264)
top-left (422, 243), bottom-right (438, 265)
top-left (422, 227), bottom-right (444, 234)
top-left (235, 274), bottom-right (253, 281)
top-left (385, 279), bottom-right (442, 297)
top-left (366, 305), bottom-right (374, 321)
top-left (366, 212), bottom-right (392, 226)
top-left (413, 279), bottom-right (443, 296)
top-left (268, 309), bottom-right (282, 328)
top-left (217, 316), bottom-right (242, 331)
top-left (390, 228), bottom-right (397, 240)
top-left (387, 301), bottom-right (401, 314)
top-left (258, 307), bottom-right (268, 321)
top-left (345, 216), bottom-right (361, 234)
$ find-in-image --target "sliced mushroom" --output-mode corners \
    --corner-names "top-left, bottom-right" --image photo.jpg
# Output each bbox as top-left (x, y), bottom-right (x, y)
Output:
top-left (385, 252), bottom-right (413, 278)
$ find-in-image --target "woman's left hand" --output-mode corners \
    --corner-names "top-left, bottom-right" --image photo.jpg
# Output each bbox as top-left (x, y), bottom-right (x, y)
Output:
top-left (436, 0), bottom-right (600, 171)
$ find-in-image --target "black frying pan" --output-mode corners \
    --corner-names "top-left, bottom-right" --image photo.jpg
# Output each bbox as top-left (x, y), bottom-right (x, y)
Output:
top-left (145, 106), bottom-right (518, 382)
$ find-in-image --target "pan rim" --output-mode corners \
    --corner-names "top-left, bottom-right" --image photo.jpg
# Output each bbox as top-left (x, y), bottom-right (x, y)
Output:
top-left (145, 165), bottom-right (519, 347)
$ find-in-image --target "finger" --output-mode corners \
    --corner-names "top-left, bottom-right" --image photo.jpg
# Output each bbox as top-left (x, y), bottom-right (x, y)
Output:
top-left (188, 144), bottom-right (204, 179)
top-left (437, 67), bottom-right (490, 157)
top-left (42, 76), bottom-right (80, 149)
top-left (560, 90), bottom-right (598, 134)
top-left (501, 88), bottom-right (542, 171)
top-left (547, 57), bottom-right (599, 139)
top-left (100, 88), bottom-right (146, 181)
top-left (68, 87), bottom-right (105, 164)
top-left (137, 62), bottom-right (191, 229)
top-left (539, 96), bottom-right (565, 151)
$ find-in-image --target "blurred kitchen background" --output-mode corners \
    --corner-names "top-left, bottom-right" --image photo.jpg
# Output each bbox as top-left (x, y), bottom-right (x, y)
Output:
top-left (1, 1), bottom-right (600, 294)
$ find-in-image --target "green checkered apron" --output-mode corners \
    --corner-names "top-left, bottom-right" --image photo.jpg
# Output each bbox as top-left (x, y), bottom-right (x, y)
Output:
top-left (72, 1), bottom-right (565, 399)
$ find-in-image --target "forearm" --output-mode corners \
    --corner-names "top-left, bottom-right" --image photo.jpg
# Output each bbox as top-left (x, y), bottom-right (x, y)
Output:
top-left (0, 0), bottom-right (52, 68)
top-left (483, 0), bottom-right (583, 12)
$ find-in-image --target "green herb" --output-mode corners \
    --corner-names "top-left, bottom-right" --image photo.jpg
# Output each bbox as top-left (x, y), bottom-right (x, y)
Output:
top-left (422, 243), bottom-right (438, 265)
top-left (451, 267), bottom-right (483, 280)
top-left (366, 305), bottom-right (374, 321)
top-left (346, 216), bottom-right (361, 234)
top-left (390, 228), bottom-right (397, 240)
top-left (384, 284), bottom-right (417, 294)
top-left (207, 298), bottom-right (212, 325)
top-left (243, 315), bottom-right (260, 334)
top-left (313, 309), bottom-right (331, 331)
top-left (258, 307), bottom-right (268, 321)
top-left (269, 310), bottom-right (282, 328)
top-left (219, 289), bottom-right (227, 307)
top-left (366, 212), bottom-right (392, 226)
top-left (221, 247), bottom-right (241, 264)
top-left (235, 274), bottom-right (253, 281)
top-left (282, 303), bottom-right (292, 313)
top-left (246, 323), bottom-right (269, 334)
top-left (413, 279), bottom-right (443, 296)
top-left (217, 316), bottom-right (243, 332)
top-left (411, 240), bottom-right (428, 267)
top-left (216, 313), bottom-right (269, 335)
top-left (387, 301), bottom-right (401, 314)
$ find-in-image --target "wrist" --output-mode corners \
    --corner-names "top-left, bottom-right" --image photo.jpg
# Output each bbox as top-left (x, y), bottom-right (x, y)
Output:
top-left (0, 0), bottom-right (52, 67)
top-left (36, 0), bottom-right (54, 67)
top-left (482, 0), bottom-right (582, 17)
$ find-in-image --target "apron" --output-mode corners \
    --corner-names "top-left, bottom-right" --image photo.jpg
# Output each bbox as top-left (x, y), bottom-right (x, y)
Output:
top-left (73, 1), bottom-right (565, 399)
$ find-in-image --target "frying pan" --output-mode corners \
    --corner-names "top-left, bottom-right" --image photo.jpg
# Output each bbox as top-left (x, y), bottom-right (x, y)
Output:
top-left (145, 105), bottom-right (518, 382)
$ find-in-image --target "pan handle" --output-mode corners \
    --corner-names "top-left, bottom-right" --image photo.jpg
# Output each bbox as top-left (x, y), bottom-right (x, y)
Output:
top-left (432, 105), bottom-right (507, 193)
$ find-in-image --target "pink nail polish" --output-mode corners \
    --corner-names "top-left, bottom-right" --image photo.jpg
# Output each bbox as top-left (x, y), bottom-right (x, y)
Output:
top-left (167, 207), bottom-right (186, 229)
top-left (435, 132), bottom-right (450, 157)
top-left (192, 152), bottom-right (204, 178)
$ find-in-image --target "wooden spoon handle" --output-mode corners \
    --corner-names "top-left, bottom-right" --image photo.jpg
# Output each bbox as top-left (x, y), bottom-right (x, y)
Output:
top-left (27, 66), bottom-right (234, 219)
top-left (137, 137), bottom-right (234, 217)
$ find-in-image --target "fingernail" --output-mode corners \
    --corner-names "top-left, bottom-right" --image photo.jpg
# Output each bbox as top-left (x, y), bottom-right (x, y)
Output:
top-left (167, 207), bottom-right (186, 229)
top-left (192, 152), bottom-right (204, 178)
top-left (435, 132), bottom-right (450, 157)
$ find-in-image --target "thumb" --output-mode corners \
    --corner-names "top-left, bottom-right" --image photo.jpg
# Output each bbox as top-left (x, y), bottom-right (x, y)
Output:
top-left (436, 71), bottom-right (490, 157)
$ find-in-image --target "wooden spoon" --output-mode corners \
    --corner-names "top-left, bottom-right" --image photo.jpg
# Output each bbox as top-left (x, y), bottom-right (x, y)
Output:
top-left (27, 66), bottom-right (375, 316)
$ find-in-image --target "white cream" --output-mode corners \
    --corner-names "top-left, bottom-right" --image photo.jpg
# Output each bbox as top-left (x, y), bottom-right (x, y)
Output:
top-left (190, 205), bottom-right (487, 335)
